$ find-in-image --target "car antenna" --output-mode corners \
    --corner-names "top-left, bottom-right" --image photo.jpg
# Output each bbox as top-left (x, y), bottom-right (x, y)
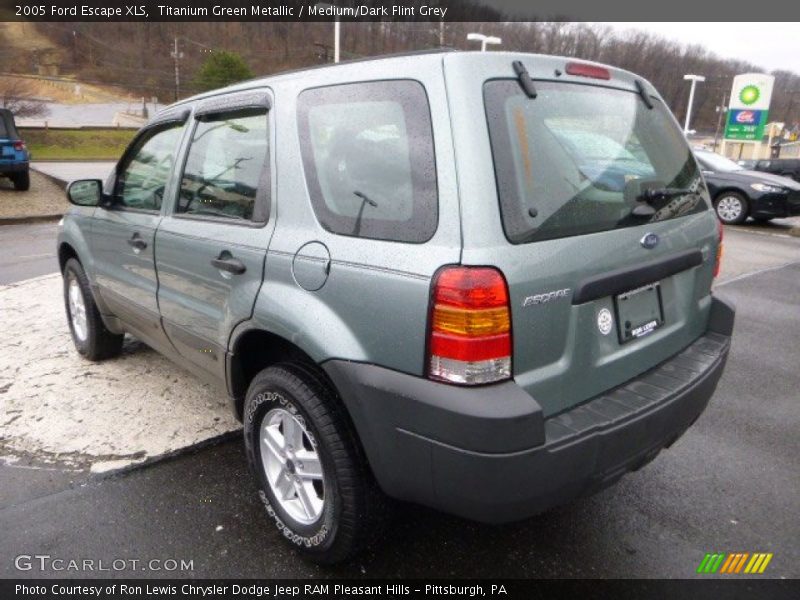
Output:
top-left (635, 80), bottom-right (654, 109)
top-left (512, 61), bottom-right (537, 99)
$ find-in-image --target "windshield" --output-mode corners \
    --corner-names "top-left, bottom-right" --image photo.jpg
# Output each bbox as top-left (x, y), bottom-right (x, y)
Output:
top-left (695, 150), bottom-right (744, 173)
top-left (484, 80), bottom-right (707, 244)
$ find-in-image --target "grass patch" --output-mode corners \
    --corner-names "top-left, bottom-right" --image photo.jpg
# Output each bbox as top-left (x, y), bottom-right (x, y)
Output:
top-left (20, 128), bottom-right (136, 160)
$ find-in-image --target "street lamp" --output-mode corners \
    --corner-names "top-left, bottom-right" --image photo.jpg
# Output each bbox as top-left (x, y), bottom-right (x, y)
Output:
top-left (467, 33), bottom-right (502, 52)
top-left (316, 3), bottom-right (340, 63)
top-left (683, 74), bottom-right (706, 135)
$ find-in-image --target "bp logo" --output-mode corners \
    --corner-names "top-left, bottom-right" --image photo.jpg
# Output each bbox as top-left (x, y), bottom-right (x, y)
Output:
top-left (739, 85), bottom-right (760, 106)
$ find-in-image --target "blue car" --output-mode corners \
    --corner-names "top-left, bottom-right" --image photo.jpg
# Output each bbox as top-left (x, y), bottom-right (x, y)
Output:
top-left (0, 108), bottom-right (30, 191)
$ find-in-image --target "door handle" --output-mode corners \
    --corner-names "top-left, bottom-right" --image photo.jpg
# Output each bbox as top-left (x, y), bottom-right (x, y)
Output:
top-left (127, 234), bottom-right (147, 251)
top-left (211, 253), bottom-right (246, 275)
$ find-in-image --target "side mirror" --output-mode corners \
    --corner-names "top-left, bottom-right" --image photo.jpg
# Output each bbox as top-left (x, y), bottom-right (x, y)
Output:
top-left (66, 179), bottom-right (103, 207)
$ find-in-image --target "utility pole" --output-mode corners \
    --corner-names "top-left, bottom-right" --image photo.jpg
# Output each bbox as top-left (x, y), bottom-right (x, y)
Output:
top-left (713, 91), bottom-right (728, 151)
top-left (171, 36), bottom-right (184, 101)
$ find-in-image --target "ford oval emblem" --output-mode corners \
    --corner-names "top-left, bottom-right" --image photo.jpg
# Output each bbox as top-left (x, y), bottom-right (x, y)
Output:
top-left (641, 233), bottom-right (659, 249)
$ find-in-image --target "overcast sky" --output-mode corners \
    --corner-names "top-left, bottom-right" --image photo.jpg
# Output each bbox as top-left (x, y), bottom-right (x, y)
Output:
top-left (600, 23), bottom-right (800, 73)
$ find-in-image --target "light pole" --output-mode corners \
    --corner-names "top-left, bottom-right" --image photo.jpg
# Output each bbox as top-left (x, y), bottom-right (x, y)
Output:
top-left (467, 33), bottom-right (502, 52)
top-left (683, 74), bottom-right (706, 135)
top-left (316, 3), bottom-right (340, 63)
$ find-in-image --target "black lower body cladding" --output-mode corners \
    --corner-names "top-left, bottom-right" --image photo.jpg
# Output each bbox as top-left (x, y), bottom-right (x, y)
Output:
top-left (324, 295), bottom-right (735, 523)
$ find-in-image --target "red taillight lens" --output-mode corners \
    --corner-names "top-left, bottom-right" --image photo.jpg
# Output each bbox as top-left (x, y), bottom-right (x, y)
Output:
top-left (427, 266), bottom-right (512, 385)
top-left (565, 62), bottom-right (611, 80)
top-left (714, 221), bottom-right (724, 278)
top-left (13, 140), bottom-right (26, 151)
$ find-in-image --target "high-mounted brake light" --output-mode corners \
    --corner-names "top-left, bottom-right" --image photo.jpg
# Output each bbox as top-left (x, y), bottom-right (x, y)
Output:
top-left (13, 140), bottom-right (26, 151)
top-left (714, 220), bottom-right (724, 278)
top-left (427, 266), bottom-right (512, 385)
top-left (565, 62), bottom-right (611, 80)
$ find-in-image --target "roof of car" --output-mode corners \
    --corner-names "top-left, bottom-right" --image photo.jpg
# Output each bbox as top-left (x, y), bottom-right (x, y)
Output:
top-left (167, 49), bottom-right (644, 109)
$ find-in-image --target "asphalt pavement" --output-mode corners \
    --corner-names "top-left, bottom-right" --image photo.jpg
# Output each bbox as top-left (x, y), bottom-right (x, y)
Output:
top-left (0, 222), bottom-right (59, 285)
top-left (0, 220), bottom-right (798, 579)
top-left (31, 161), bottom-right (115, 185)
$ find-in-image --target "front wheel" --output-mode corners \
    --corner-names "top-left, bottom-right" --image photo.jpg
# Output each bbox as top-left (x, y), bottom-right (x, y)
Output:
top-left (243, 363), bottom-right (382, 564)
top-left (63, 258), bottom-right (124, 360)
top-left (714, 192), bottom-right (748, 224)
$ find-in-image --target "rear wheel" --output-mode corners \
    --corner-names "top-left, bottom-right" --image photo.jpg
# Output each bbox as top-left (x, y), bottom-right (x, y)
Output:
top-left (243, 362), bottom-right (382, 564)
top-left (12, 170), bottom-right (30, 191)
top-left (714, 192), bottom-right (748, 224)
top-left (63, 258), bottom-right (124, 360)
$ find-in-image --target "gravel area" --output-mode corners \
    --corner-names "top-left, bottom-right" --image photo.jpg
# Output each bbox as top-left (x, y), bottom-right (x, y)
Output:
top-left (0, 171), bottom-right (69, 220)
top-left (0, 274), bottom-right (239, 473)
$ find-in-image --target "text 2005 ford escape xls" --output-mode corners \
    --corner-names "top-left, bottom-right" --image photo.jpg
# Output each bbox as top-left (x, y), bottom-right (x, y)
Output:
top-left (57, 51), bottom-right (734, 563)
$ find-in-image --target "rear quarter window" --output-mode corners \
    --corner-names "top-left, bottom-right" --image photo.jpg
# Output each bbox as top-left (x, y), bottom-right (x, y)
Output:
top-left (297, 80), bottom-right (438, 243)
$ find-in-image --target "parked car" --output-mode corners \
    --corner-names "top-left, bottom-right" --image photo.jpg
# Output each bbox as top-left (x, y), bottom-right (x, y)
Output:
top-left (57, 51), bottom-right (734, 563)
top-left (748, 158), bottom-right (800, 183)
top-left (0, 108), bottom-right (30, 191)
top-left (736, 159), bottom-right (757, 170)
top-left (694, 148), bottom-right (800, 224)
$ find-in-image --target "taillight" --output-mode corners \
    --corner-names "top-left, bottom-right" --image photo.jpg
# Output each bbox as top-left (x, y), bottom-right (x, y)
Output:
top-left (13, 140), bottom-right (26, 151)
top-left (714, 221), bottom-right (724, 278)
top-left (565, 62), bottom-right (611, 80)
top-left (427, 266), bottom-right (512, 385)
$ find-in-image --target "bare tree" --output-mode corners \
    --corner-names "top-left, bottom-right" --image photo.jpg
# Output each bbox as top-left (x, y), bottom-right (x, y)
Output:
top-left (0, 78), bottom-right (49, 118)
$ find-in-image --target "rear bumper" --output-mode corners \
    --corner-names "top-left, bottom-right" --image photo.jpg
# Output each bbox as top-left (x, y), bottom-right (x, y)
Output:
top-left (0, 161), bottom-right (28, 174)
top-left (324, 295), bottom-right (734, 523)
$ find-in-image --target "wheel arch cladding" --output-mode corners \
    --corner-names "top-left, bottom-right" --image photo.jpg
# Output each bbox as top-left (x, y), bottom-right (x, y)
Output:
top-left (58, 242), bottom-right (79, 272)
top-left (229, 331), bottom-right (377, 484)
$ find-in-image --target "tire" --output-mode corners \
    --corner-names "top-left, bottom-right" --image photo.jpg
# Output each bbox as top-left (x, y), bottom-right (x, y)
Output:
top-left (12, 170), bottom-right (30, 191)
top-left (243, 362), bottom-right (382, 564)
top-left (714, 192), bottom-right (748, 224)
top-left (63, 258), bottom-right (124, 360)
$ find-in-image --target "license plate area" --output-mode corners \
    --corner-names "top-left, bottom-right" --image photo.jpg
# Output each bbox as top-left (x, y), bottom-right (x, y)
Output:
top-left (615, 282), bottom-right (664, 343)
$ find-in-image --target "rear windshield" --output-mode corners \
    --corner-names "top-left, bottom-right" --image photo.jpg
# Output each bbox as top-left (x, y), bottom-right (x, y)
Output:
top-left (484, 80), bottom-right (706, 244)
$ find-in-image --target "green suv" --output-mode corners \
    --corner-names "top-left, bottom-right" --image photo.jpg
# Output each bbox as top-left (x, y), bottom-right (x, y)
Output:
top-left (57, 51), bottom-right (734, 563)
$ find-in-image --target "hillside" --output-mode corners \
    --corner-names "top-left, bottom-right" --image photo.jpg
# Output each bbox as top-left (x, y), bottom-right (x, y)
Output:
top-left (3, 21), bottom-right (799, 131)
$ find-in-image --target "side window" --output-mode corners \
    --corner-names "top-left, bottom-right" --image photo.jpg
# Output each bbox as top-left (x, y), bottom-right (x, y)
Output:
top-left (116, 124), bottom-right (184, 211)
top-left (297, 80), bottom-right (438, 243)
top-left (176, 109), bottom-right (269, 222)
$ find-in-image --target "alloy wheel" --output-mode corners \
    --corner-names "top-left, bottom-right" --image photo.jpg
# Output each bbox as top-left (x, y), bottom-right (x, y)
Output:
top-left (260, 407), bottom-right (325, 525)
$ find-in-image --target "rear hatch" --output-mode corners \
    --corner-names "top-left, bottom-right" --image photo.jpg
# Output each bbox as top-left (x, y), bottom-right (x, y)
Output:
top-left (446, 53), bottom-right (720, 417)
top-left (0, 110), bottom-right (24, 164)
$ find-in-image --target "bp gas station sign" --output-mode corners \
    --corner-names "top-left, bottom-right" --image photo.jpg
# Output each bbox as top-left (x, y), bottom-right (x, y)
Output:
top-left (724, 73), bottom-right (775, 141)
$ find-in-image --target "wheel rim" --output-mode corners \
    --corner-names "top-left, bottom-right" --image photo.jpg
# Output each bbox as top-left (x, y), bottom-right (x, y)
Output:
top-left (260, 407), bottom-right (325, 525)
top-left (67, 276), bottom-right (88, 342)
top-left (717, 196), bottom-right (743, 222)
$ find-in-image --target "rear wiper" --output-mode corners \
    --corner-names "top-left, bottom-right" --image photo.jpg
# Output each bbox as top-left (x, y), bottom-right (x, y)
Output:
top-left (512, 61), bottom-right (537, 98)
top-left (629, 187), bottom-right (694, 219)
top-left (639, 187), bottom-right (694, 203)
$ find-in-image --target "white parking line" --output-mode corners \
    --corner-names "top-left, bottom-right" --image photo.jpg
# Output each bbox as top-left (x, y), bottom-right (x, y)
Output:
top-left (17, 253), bottom-right (56, 260)
top-left (715, 260), bottom-right (800, 287)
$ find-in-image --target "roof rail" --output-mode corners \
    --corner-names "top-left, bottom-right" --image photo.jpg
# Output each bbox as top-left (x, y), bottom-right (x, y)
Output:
top-left (236, 47), bottom-right (458, 85)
